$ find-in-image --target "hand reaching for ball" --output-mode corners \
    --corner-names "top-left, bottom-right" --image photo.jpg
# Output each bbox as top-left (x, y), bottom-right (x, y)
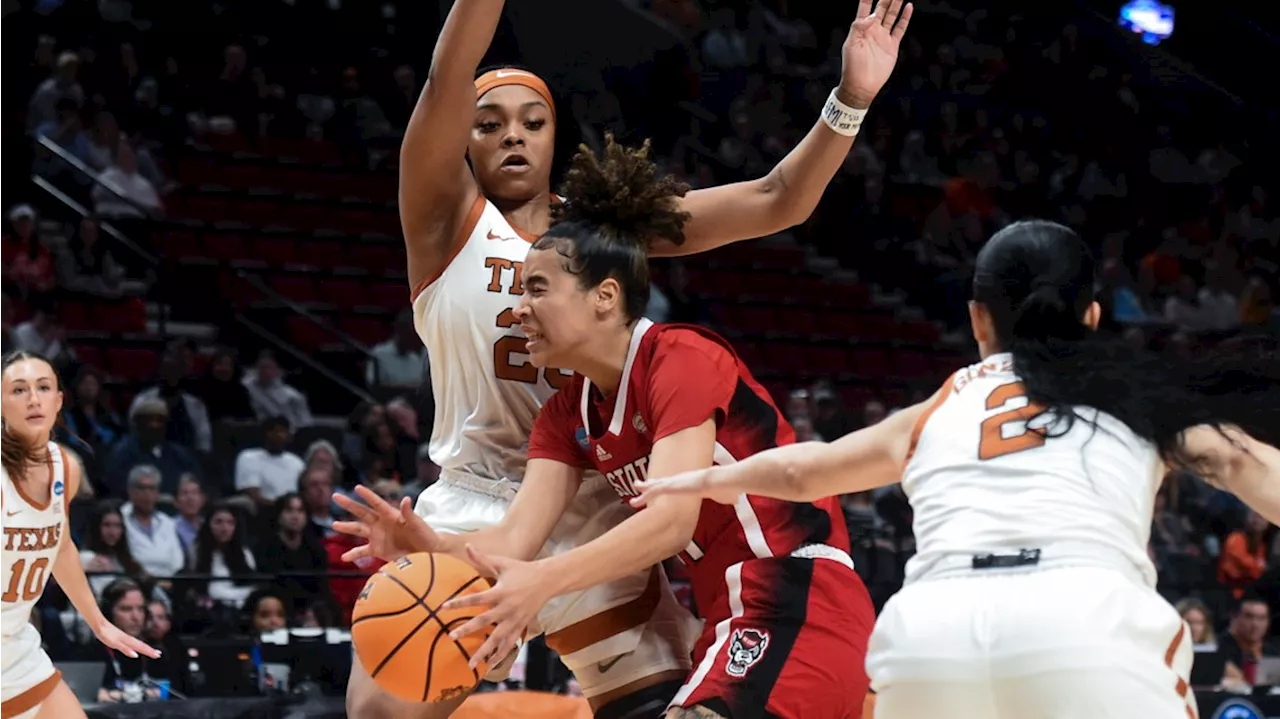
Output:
top-left (333, 486), bottom-right (445, 563)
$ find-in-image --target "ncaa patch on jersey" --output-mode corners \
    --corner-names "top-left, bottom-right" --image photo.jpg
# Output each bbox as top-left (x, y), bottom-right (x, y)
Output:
top-left (52, 480), bottom-right (64, 497)
top-left (1212, 699), bottom-right (1262, 719)
top-left (575, 427), bottom-right (590, 451)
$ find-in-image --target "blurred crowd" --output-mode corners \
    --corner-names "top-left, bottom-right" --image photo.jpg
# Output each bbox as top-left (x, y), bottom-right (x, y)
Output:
top-left (3, 0), bottom-right (1278, 700)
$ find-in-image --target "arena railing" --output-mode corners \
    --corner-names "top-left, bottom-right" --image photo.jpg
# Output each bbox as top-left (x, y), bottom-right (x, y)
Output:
top-left (232, 309), bottom-right (375, 405)
top-left (35, 135), bottom-right (163, 221)
top-left (230, 270), bottom-right (384, 390)
top-left (31, 174), bottom-right (170, 338)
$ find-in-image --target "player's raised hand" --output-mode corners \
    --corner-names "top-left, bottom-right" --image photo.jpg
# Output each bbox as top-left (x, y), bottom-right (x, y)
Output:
top-left (838, 0), bottom-right (914, 108)
top-left (442, 545), bottom-right (551, 669)
top-left (629, 468), bottom-right (740, 508)
top-left (94, 618), bottom-right (162, 660)
top-left (333, 486), bottom-right (443, 563)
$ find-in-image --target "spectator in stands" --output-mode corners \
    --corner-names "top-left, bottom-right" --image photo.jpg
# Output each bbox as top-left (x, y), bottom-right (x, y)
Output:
top-left (1218, 593), bottom-right (1280, 686)
top-left (9, 301), bottom-right (71, 367)
top-left (57, 216), bottom-right (126, 296)
top-left (190, 503), bottom-right (257, 608)
top-left (1164, 275), bottom-right (1210, 332)
top-left (334, 66), bottom-right (394, 146)
top-left (244, 588), bottom-right (289, 633)
top-left (96, 578), bottom-right (185, 702)
top-left (64, 365), bottom-right (125, 458)
top-left (243, 350), bottom-right (313, 429)
top-left (34, 96), bottom-right (94, 169)
top-left (1177, 597), bottom-right (1245, 688)
top-left (234, 416), bottom-right (306, 511)
top-left (365, 309), bottom-right (425, 392)
top-left (130, 352), bottom-right (213, 452)
top-left (861, 399), bottom-right (888, 428)
top-left (361, 419), bottom-right (413, 482)
top-left (1220, 510), bottom-right (1272, 599)
top-left (28, 50), bottom-right (84, 132)
top-left (810, 381), bottom-right (853, 441)
top-left (0, 203), bottom-right (38, 269)
top-left (1152, 485), bottom-right (1203, 592)
top-left (81, 500), bottom-right (148, 597)
top-left (5, 204), bottom-right (57, 297)
top-left (382, 64), bottom-right (418, 130)
top-left (92, 140), bottom-right (164, 221)
top-left (299, 466), bottom-right (337, 538)
top-left (172, 475), bottom-right (205, 562)
top-left (142, 599), bottom-right (189, 696)
top-left (102, 397), bottom-right (200, 496)
top-left (401, 443), bottom-right (440, 499)
top-left (0, 291), bottom-right (13, 353)
top-left (385, 396), bottom-right (419, 442)
top-left (121, 465), bottom-right (185, 582)
top-left (255, 493), bottom-right (329, 613)
top-left (1240, 275), bottom-right (1273, 327)
top-left (189, 347), bottom-right (255, 422)
top-left (1199, 266), bottom-right (1241, 332)
top-left (792, 415), bottom-right (820, 442)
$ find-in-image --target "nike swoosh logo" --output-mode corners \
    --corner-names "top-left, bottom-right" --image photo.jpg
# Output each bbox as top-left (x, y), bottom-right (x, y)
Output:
top-left (5, 511), bottom-right (20, 517)
top-left (596, 652), bottom-right (632, 673)
top-left (494, 70), bottom-right (529, 79)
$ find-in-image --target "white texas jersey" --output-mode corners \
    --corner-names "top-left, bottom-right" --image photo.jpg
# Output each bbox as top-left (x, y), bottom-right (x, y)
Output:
top-left (411, 196), bottom-right (574, 484)
top-left (1, 444), bottom-right (68, 643)
top-left (902, 352), bottom-right (1161, 587)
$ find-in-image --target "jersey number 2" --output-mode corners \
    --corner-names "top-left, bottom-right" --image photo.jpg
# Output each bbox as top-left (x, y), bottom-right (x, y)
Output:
top-left (978, 382), bottom-right (1046, 460)
top-left (2, 557), bottom-right (50, 603)
top-left (493, 309), bottom-right (572, 389)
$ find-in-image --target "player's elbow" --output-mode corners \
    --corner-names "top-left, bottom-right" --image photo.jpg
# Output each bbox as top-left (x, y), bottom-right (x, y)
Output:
top-left (761, 171), bottom-right (815, 230)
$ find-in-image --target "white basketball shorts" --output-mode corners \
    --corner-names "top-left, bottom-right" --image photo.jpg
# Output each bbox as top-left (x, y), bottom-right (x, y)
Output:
top-left (868, 565), bottom-right (1196, 719)
top-left (1, 623), bottom-right (61, 719)
top-left (413, 469), bottom-right (699, 699)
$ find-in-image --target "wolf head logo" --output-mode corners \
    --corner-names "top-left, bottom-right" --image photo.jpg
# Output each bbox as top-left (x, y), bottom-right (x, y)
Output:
top-left (725, 628), bottom-right (770, 678)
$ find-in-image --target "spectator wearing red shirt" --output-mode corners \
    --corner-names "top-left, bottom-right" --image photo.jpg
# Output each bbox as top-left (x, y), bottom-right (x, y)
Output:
top-left (4, 205), bottom-right (56, 296)
top-left (1218, 510), bottom-right (1271, 599)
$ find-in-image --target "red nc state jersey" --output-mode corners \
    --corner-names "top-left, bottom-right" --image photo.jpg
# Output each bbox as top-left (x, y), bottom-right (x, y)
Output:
top-left (528, 319), bottom-right (850, 619)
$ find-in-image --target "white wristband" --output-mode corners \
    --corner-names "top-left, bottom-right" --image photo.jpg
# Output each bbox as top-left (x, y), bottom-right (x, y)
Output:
top-left (821, 89), bottom-right (867, 137)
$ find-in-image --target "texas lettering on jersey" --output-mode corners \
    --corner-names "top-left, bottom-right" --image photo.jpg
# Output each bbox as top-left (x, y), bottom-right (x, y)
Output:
top-left (3, 524), bottom-right (62, 553)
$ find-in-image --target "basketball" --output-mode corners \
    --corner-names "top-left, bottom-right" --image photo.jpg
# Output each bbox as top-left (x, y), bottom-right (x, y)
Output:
top-left (351, 552), bottom-right (493, 703)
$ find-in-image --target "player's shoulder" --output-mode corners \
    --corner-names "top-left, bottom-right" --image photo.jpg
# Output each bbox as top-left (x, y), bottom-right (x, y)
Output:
top-left (650, 324), bottom-right (737, 367)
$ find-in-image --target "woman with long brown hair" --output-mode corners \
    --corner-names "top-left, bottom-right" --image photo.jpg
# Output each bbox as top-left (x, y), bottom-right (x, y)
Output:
top-left (1, 350), bottom-right (157, 719)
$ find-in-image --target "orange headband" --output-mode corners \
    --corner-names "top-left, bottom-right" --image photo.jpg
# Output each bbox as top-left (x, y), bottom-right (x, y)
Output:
top-left (474, 68), bottom-right (556, 123)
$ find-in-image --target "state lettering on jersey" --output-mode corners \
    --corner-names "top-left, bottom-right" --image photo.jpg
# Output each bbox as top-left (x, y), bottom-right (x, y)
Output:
top-left (485, 257), bottom-right (525, 296)
top-left (3, 524), bottom-right (62, 552)
top-left (604, 456), bottom-right (649, 499)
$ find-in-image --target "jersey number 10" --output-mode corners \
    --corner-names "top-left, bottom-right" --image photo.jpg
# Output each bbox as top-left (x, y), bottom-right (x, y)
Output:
top-left (1, 557), bottom-right (50, 603)
top-left (493, 309), bottom-right (573, 389)
top-left (979, 382), bottom-right (1047, 460)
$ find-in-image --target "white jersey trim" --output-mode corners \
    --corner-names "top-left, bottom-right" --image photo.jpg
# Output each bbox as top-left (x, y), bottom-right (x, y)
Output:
top-left (580, 318), bottom-right (655, 437)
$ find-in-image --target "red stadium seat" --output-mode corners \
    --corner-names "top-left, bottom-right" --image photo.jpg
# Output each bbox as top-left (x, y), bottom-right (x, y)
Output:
top-left (286, 315), bottom-right (331, 352)
top-left (368, 281), bottom-right (407, 309)
top-left (106, 347), bottom-right (160, 382)
top-left (256, 237), bottom-right (297, 266)
top-left (324, 279), bottom-right (370, 308)
top-left (339, 315), bottom-right (388, 346)
top-left (270, 276), bottom-right (319, 304)
top-left (202, 234), bottom-right (249, 262)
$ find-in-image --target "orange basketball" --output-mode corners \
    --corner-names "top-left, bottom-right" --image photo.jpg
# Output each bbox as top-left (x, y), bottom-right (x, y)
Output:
top-left (351, 552), bottom-right (492, 703)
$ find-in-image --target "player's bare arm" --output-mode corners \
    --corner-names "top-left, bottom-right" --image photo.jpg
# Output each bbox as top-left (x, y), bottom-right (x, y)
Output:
top-left (442, 420), bottom-right (714, 665)
top-left (52, 454), bottom-right (160, 660)
top-left (400, 0), bottom-right (506, 289)
top-left (652, 0), bottom-right (912, 257)
top-left (634, 393), bottom-right (932, 506)
top-left (333, 458), bottom-right (580, 568)
top-left (1182, 427), bottom-right (1280, 525)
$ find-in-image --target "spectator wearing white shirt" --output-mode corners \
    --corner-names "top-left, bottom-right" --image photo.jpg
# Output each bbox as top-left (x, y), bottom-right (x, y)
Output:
top-left (365, 310), bottom-right (426, 391)
top-left (120, 466), bottom-right (185, 580)
top-left (1164, 275), bottom-right (1212, 332)
top-left (28, 51), bottom-right (85, 132)
top-left (92, 141), bottom-right (164, 220)
top-left (1198, 269), bottom-right (1241, 332)
top-left (191, 504), bottom-right (257, 608)
top-left (243, 350), bottom-right (313, 429)
top-left (235, 416), bottom-right (306, 510)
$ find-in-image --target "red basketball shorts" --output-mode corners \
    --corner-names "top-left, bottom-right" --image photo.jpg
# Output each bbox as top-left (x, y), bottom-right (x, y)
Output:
top-left (668, 551), bottom-right (874, 719)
